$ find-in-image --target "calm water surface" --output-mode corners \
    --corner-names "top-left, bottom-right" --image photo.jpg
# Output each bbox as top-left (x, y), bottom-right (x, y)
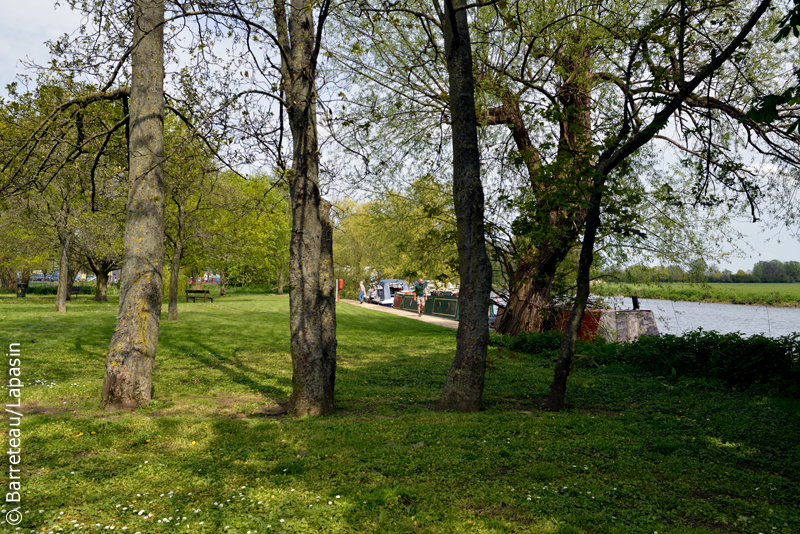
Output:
top-left (602, 297), bottom-right (800, 337)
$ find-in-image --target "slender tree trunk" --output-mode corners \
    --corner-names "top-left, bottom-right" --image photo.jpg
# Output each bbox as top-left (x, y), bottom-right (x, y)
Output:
top-left (277, 0), bottom-right (336, 416)
top-left (437, 0), bottom-right (493, 412)
top-left (66, 261), bottom-right (79, 301)
top-left (276, 265), bottom-right (284, 295)
top-left (101, 0), bottom-right (165, 410)
top-left (55, 232), bottom-right (70, 312)
top-left (219, 269), bottom-right (226, 296)
top-left (167, 240), bottom-right (183, 320)
top-left (319, 200), bottom-right (337, 397)
top-left (546, 181), bottom-right (603, 411)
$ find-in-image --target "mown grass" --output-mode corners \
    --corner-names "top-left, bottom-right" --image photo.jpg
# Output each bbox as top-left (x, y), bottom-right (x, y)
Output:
top-left (1, 294), bottom-right (799, 534)
top-left (594, 282), bottom-right (800, 307)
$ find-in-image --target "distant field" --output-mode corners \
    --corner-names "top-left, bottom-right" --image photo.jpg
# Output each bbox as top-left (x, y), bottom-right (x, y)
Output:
top-left (593, 282), bottom-right (800, 306)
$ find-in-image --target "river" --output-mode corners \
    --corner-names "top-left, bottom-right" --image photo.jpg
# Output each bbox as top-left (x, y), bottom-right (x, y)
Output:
top-left (601, 297), bottom-right (800, 338)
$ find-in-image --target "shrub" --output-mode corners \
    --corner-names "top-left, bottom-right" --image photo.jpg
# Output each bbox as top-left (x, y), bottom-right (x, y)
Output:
top-left (491, 329), bottom-right (800, 397)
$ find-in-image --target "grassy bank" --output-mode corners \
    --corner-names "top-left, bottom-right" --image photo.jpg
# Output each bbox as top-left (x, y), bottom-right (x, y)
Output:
top-left (593, 282), bottom-right (800, 307)
top-left (1, 294), bottom-right (799, 533)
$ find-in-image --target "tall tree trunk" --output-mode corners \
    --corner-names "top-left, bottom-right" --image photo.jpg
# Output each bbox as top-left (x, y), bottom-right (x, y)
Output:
top-left (94, 268), bottom-right (110, 301)
top-left (276, 0), bottom-right (336, 416)
top-left (101, 0), bottom-right (165, 410)
top-left (55, 232), bottom-right (70, 312)
top-left (219, 269), bottom-right (226, 296)
top-left (436, 0), bottom-right (493, 412)
top-left (167, 239), bottom-right (183, 320)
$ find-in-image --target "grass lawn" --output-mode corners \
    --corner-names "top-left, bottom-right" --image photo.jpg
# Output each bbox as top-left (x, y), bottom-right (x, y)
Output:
top-left (1, 294), bottom-right (799, 534)
top-left (594, 282), bottom-right (800, 307)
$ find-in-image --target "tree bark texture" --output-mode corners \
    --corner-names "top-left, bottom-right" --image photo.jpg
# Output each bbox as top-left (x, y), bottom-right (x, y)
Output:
top-left (219, 269), bottom-right (226, 296)
top-left (276, 0), bottom-right (336, 416)
top-left (55, 232), bottom-right (70, 312)
top-left (319, 200), bottom-right (337, 396)
top-left (101, 0), bottom-right (165, 410)
top-left (167, 239), bottom-right (183, 320)
top-left (436, 0), bottom-right (493, 412)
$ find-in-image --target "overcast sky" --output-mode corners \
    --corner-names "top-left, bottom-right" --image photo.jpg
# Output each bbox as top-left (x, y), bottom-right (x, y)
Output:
top-left (2, 0), bottom-right (798, 273)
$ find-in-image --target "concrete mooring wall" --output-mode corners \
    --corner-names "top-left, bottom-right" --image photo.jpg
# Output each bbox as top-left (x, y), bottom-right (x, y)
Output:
top-left (595, 310), bottom-right (659, 342)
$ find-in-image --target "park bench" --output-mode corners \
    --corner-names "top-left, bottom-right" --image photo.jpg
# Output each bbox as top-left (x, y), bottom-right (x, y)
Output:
top-left (185, 289), bottom-right (213, 303)
top-left (70, 286), bottom-right (83, 298)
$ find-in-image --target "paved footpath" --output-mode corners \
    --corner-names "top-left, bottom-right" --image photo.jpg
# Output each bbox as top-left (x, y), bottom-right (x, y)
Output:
top-left (339, 299), bottom-right (458, 330)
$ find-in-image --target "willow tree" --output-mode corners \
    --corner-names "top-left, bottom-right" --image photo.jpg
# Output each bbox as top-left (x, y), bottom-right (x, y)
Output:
top-left (330, 0), bottom-right (799, 339)
top-left (547, 0), bottom-right (778, 410)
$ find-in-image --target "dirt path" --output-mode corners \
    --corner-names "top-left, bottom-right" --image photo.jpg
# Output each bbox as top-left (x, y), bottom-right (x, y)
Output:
top-left (339, 299), bottom-right (458, 330)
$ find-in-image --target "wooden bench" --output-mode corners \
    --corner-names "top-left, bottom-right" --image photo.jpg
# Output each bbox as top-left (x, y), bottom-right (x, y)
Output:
top-left (185, 289), bottom-right (213, 303)
top-left (70, 286), bottom-right (83, 298)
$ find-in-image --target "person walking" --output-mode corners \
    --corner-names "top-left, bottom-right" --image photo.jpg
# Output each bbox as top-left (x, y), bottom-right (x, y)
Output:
top-left (413, 278), bottom-right (427, 316)
top-left (358, 281), bottom-right (366, 304)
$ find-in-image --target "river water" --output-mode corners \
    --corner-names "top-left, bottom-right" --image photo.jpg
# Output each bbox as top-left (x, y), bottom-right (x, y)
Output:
top-left (601, 297), bottom-right (800, 338)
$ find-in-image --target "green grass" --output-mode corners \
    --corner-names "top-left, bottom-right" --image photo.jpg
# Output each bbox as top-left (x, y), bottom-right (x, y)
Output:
top-left (594, 282), bottom-right (800, 307)
top-left (1, 294), bottom-right (799, 533)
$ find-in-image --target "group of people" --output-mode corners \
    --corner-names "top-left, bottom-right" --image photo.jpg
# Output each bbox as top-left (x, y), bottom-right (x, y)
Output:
top-left (357, 278), bottom-right (429, 316)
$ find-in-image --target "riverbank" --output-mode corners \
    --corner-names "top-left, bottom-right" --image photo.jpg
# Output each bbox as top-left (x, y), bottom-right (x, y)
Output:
top-left (594, 282), bottom-right (800, 307)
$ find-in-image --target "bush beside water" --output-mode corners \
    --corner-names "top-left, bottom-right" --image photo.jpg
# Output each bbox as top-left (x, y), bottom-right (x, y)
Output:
top-left (491, 329), bottom-right (800, 397)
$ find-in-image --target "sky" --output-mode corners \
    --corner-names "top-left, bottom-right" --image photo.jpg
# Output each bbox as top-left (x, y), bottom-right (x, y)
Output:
top-left (1, 1), bottom-right (799, 273)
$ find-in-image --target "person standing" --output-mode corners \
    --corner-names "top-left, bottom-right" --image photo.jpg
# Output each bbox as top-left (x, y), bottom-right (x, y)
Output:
top-left (413, 278), bottom-right (427, 316)
top-left (358, 281), bottom-right (366, 304)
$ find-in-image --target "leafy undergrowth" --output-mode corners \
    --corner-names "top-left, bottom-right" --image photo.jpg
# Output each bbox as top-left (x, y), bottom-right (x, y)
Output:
top-left (1, 295), bottom-right (799, 533)
top-left (491, 329), bottom-right (800, 397)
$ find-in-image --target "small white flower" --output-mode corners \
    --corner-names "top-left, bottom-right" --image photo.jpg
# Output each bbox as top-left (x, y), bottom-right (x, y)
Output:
top-left (279, 519), bottom-right (285, 523)
top-left (335, 495), bottom-right (340, 499)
